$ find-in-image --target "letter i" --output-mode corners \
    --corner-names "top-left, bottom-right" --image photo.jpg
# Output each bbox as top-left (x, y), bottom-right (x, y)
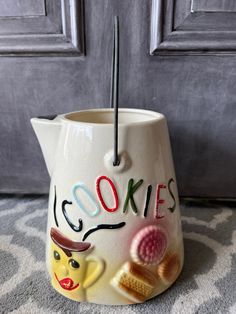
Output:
top-left (143, 185), bottom-right (152, 217)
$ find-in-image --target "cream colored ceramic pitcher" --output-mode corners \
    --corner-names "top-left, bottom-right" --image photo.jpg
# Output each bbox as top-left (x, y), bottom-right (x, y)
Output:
top-left (31, 108), bottom-right (184, 305)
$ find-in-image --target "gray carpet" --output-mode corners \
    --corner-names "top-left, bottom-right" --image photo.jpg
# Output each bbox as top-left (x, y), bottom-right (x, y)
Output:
top-left (0, 196), bottom-right (235, 314)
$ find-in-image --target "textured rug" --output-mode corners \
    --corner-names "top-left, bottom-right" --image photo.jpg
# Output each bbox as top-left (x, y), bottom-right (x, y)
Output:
top-left (0, 196), bottom-right (235, 314)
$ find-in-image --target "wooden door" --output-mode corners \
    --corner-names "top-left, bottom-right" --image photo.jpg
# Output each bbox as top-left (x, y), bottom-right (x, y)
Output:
top-left (0, 0), bottom-right (235, 197)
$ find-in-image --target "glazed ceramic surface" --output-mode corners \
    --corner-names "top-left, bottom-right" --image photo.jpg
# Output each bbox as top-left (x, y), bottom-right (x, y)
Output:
top-left (31, 108), bottom-right (184, 305)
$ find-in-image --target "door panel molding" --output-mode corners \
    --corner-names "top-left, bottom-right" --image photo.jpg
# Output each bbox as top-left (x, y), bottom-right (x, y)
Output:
top-left (0, 0), bottom-right (84, 56)
top-left (150, 0), bottom-right (236, 55)
top-left (191, 0), bottom-right (236, 13)
top-left (0, 0), bottom-right (46, 17)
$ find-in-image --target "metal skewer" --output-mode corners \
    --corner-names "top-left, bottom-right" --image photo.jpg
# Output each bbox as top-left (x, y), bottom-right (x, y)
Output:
top-left (110, 16), bottom-right (120, 166)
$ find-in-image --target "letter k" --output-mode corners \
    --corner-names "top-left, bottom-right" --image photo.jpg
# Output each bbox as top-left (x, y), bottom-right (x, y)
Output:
top-left (123, 179), bottom-right (144, 214)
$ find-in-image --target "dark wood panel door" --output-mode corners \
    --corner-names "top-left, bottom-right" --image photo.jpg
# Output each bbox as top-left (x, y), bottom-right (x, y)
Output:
top-left (0, 0), bottom-right (84, 55)
top-left (151, 0), bottom-right (236, 54)
top-left (0, 0), bottom-right (235, 198)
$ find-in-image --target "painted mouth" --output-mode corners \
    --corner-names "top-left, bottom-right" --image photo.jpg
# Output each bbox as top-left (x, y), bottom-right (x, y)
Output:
top-left (54, 273), bottom-right (80, 291)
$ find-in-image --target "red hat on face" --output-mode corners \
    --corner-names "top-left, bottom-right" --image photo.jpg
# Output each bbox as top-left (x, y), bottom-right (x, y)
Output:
top-left (50, 227), bottom-right (91, 257)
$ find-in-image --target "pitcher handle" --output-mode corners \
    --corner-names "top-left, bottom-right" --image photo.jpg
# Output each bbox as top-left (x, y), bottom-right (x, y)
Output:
top-left (83, 255), bottom-right (105, 289)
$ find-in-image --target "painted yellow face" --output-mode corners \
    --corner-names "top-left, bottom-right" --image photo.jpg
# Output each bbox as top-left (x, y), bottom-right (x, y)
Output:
top-left (50, 241), bottom-right (87, 298)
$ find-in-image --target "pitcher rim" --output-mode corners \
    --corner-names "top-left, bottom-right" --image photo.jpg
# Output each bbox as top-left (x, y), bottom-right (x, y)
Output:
top-left (62, 108), bottom-right (165, 127)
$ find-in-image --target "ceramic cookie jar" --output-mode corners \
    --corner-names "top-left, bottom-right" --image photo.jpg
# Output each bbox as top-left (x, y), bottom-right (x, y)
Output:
top-left (31, 108), bottom-right (184, 305)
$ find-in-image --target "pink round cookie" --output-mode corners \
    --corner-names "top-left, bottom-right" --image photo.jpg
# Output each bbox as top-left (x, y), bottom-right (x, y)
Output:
top-left (130, 225), bottom-right (168, 265)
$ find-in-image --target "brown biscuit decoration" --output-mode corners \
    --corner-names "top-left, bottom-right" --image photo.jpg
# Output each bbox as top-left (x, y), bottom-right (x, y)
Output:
top-left (157, 252), bottom-right (181, 285)
top-left (110, 262), bottom-right (156, 303)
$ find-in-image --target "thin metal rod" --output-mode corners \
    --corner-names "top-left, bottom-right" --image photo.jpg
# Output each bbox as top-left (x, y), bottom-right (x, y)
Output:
top-left (110, 16), bottom-right (120, 166)
top-left (110, 22), bottom-right (115, 109)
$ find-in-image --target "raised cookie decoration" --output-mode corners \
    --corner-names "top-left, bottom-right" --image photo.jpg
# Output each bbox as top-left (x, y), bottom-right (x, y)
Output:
top-left (110, 261), bottom-right (156, 303)
top-left (130, 225), bottom-right (168, 265)
top-left (157, 252), bottom-right (180, 285)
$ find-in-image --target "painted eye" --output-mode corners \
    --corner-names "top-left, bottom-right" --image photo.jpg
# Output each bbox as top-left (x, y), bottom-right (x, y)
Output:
top-left (69, 259), bottom-right (80, 269)
top-left (53, 250), bottom-right (60, 260)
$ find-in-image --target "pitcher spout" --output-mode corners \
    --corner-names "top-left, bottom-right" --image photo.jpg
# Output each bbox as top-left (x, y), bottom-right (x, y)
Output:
top-left (31, 115), bottom-right (62, 176)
